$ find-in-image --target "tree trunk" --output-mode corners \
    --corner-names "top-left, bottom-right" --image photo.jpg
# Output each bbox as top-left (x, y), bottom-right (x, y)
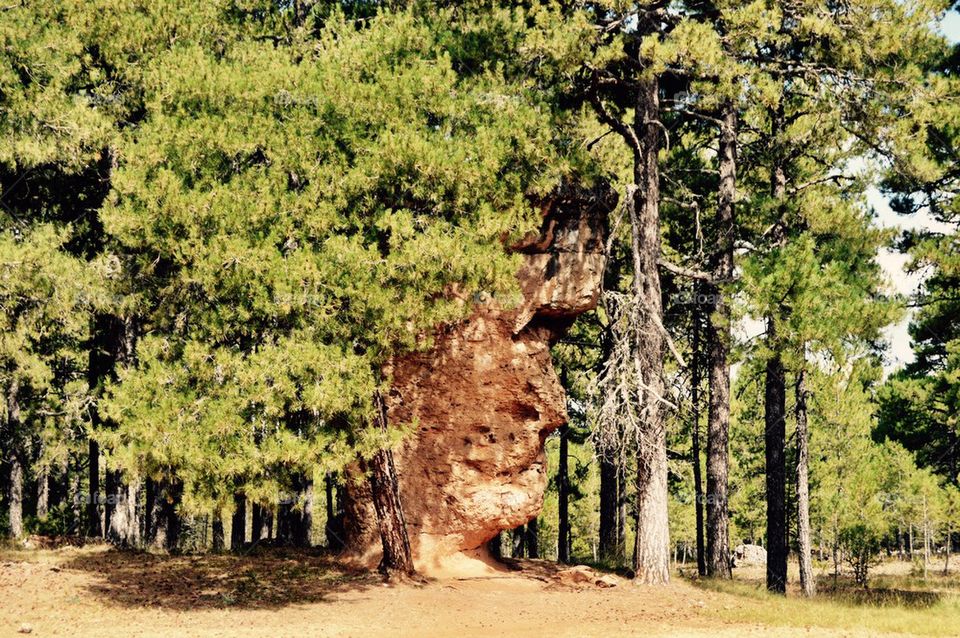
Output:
top-left (292, 475), bottom-right (313, 548)
top-left (212, 512), bottom-right (225, 552)
top-left (87, 313), bottom-right (137, 540)
top-left (690, 292), bottom-right (706, 577)
top-left (923, 498), bottom-right (929, 579)
top-left (324, 474), bottom-right (344, 551)
top-left (147, 479), bottom-right (181, 553)
top-left (86, 439), bottom-right (101, 537)
top-left (629, 76), bottom-right (670, 585)
top-left (705, 103), bottom-right (736, 580)
top-left (277, 499), bottom-right (292, 545)
top-left (617, 459), bottom-right (627, 561)
top-left (795, 369), bottom-right (815, 596)
top-left (558, 423), bottom-right (570, 564)
top-left (36, 462), bottom-right (49, 520)
top-left (8, 452), bottom-right (23, 540)
top-left (231, 493), bottom-right (246, 550)
top-left (944, 527), bottom-right (951, 576)
top-left (6, 381), bottom-right (23, 539)
top-left (366, 389), bottom-right (415, 577)
top-left (764, 321), bottom-right (788, 593)
top-left (104, 468), bottom-right (118, 541)
top-left (108, 477), bottom-right (141, 548)
top-left (511, 525), bottom-right (525, 558)
top-left (525, 518), bottom-right (539, 559)
top-left (68, 455), bottom-right (82, 535)
top-left (764, 104), bottom-right (789, 594)
top-left (251, 504), bottom-right (265, 543)
top-left (599, 455), bottom-right (618, 565)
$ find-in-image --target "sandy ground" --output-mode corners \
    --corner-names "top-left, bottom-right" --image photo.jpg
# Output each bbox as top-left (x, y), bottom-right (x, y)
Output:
top-left (0, 544), bottom-right (932, 638)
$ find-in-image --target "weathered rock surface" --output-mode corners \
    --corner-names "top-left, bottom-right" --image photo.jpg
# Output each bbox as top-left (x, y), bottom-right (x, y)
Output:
top-left (733, 543), bottom-right (768, 567)
top-left (344, 185), bottom-right (615, 573)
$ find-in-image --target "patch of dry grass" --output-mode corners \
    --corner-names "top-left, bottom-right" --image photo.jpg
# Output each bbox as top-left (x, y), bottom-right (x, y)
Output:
top-left (689, 563), bottom-right (960, 638)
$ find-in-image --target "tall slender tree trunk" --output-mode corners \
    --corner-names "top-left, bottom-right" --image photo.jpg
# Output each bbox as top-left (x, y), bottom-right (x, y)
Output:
top-left (690, 294), bottom-right (706, 577)
top-left (36, 466), bottom-right (49, 520)
top-left (599, 456), bottom-right (619, 564)
top-left (68, 455), bottom-right (82, 535)
top-left (366, 389), bottom-right (415, 577)
top-left (558, 423), bottom-right (570, 564)
top-left (525, 518), bottom-right (539, 559)
top-left (6, 381), bottom-right (23, 540)
top-left (705, 104), bottom-right (736, 579)
top-left (764, 321), bottom-right (788, 593)
top-left (8, 453), bottom-right (23, 540)
top-left (617, 459), bottom-right (627, 561)
top-left (629, 76), bottom-right (670, 585)
top-left (795, 369), bottom-right (815, 596)
top-left (87, 440), bottom-right (101, 537)
top-left (764, 104), bottom-right (789, 594)
top-left (231, 493), bottom-right (246, 550)
top-left (511, 525), bottom-right (526, 558)
top-left (104, 468), bottom-right (118, 540)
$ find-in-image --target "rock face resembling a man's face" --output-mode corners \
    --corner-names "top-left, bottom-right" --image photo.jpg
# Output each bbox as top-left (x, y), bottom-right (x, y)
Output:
top-left (343, 185), bottom-right (615, 573)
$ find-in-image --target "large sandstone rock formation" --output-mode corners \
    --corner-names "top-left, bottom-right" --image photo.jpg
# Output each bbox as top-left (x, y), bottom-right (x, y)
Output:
top-left (344, 185), bottom-right (615, 573)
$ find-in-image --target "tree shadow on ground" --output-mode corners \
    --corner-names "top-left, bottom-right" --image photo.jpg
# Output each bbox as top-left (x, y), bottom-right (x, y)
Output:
top-left (818, 582), bottom-right (943, 609)
top-left (62, 546), bottom-right (381, 611)
top-left (690, 572), bottom-right (944, 610)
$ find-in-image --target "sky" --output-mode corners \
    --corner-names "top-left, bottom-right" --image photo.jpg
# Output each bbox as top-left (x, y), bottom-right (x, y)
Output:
top-left (873, 12), bottom-right (959, 372)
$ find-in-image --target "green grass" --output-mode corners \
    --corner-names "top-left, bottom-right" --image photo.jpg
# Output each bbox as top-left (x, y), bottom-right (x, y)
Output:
top-left (691, 575), bottom-right (960, 637)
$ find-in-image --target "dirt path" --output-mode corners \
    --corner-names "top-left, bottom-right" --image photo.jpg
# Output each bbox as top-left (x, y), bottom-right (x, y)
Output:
top-left (0, 545), bottom-right (925, 638)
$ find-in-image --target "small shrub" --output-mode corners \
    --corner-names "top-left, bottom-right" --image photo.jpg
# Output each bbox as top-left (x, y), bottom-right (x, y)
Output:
top-left (839, 524), bottom-right (883, 588)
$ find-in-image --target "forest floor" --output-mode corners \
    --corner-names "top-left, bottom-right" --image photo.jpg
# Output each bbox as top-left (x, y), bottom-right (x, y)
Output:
top-left (2, 542), bottom-right (959, 637)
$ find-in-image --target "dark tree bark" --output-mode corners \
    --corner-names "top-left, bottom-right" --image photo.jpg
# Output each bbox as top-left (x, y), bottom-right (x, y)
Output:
top-left (88, 313), bottom-right (137, 540)
top-left (324, 474), bottom-right (344, 551)
top-left (212, 512), bottom-right (225, 552)
top-left (104, 468), bottom-right (119, 539)
top-left (144, 478), bottom-right (155, 542)
top-left (366, 389), bottom-right (415, 577)
top-left (795, 369), bottom-right (815, 596)
top-left (629, 76), bottom-right (670, 585)
top-left (231, 493), bottom-right (246, 550)
top-left (599, 455), bottom-right (619, 564)
top-left (251, 504), bottom-right (271, 542)
top-left (86, 439), bottom-right (101, 537)
top-left (690, 295), bottom-right (706, 577)
top-left (557, 423), bottom-right (570, 564)
top-left (764, 105), bottom-right (789, 594)
top-left (525, 518), bottom-right (539, 559)
top-left (764, 321), bottom-right (788, 593)
top-left (705, 103), bottom-right (736, 580)
top-left (276, 500), bottom-right (292, 545)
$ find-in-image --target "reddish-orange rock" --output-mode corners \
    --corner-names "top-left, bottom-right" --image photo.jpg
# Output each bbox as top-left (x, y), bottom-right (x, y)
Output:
top-left (344, 185), bottom-right (615, 573)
